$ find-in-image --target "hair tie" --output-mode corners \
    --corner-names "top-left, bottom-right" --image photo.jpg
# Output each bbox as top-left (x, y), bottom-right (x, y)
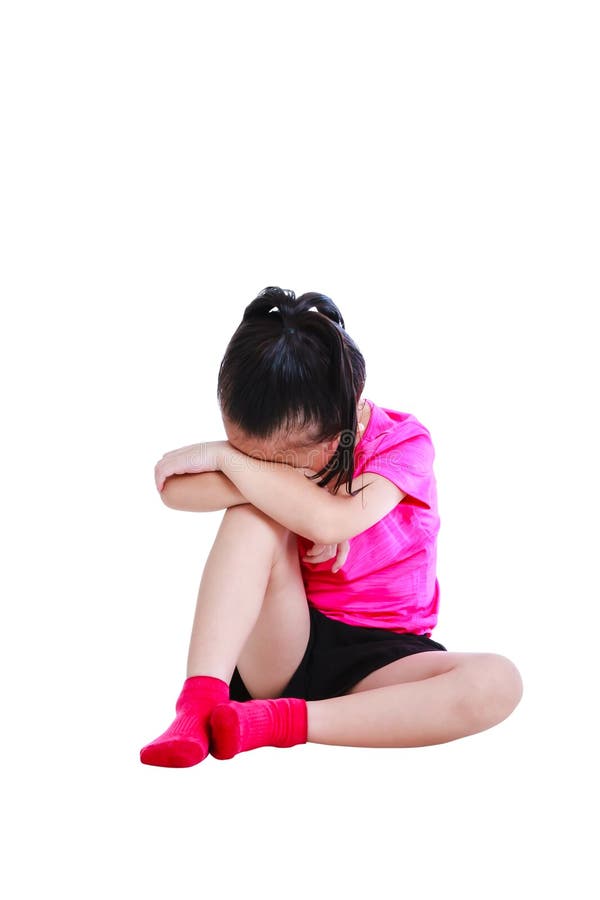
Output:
top-left (284, 326), bottom-right (296, 334)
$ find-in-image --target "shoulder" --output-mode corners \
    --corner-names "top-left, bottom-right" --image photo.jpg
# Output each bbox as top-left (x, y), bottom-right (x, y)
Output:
top-left (354, 403), bottom-right (436, 511)
top-left (358, 403), bottom-right (434, 467)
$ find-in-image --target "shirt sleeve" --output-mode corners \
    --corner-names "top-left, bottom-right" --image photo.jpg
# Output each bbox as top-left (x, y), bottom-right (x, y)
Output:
top-left (358, 429), bottom-right (435, 509)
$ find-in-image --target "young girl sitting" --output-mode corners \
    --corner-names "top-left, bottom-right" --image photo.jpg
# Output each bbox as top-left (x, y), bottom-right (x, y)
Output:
top-left (140, 286), bottom-right (523, 767)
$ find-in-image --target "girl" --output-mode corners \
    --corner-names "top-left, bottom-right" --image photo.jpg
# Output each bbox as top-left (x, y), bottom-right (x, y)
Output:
top-left (140, 286), bottom-right (523, 768)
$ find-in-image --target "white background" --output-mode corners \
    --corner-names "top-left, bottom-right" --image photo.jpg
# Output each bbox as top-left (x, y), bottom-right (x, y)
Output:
top-left (2, 1), bottom-right (598, 898)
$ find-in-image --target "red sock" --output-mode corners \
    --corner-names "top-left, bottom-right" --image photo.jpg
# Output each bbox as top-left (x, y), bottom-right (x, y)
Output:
top-left (140, 674), bottom-right (229, 768)
top-left (208, 697), bottom-right (308, 760)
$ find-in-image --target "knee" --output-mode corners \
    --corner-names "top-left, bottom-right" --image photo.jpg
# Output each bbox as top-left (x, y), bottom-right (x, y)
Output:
top-left (465, 653), bottom-right (524, 727)
top-left (223, 503), bottom-right (291, 546)
top-left (225, 502), bottom-right (286, 530)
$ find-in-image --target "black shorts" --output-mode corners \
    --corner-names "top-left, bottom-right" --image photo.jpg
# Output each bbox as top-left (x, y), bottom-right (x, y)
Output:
top-left (229, 602), bottom-right (448, 702)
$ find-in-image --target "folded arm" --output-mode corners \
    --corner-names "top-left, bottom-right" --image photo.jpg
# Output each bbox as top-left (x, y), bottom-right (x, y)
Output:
top-left (159, 445), bottom-right (407, 543)
top-left (216, 445), bottom-right (407, 544)
top-left (160, 471), bottom-right (250, 512)
top-left (322, 473), bottom-right (407, 543)
top-left (217, 445), bottom-right (331, 543)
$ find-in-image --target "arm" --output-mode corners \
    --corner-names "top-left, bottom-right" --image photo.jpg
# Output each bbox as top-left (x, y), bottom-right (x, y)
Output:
top-left (215, 446), bottom-right (405, 543)
top-left (160, 471), bottom-right (250, 512)
top-left (321, 473), bottom-right (407, 544)
top-left (217, 445), bottom-right (332, 543)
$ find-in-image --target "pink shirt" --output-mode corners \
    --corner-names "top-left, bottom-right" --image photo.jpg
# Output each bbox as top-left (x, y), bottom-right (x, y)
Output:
top-left (296, 399), bottom-right (441, 636)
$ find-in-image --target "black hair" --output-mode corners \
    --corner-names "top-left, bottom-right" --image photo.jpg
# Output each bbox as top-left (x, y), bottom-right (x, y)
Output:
top-left (216, 286), bottom-right (368, 496)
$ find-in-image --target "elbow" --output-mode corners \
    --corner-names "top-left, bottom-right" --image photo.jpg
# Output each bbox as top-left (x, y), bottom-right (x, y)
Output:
top-left (317, 527), bottom-right (351, 546)
top-left (315, 509), bottom-right (360, 545)
top-left (310, 527), bottom-right (331, 546)
top-left (159, 478), bottom-right (181, 509)
top-left (312, 510), bottom-right (345, 546)
top-left (159, 488), bottom-right (176, 509)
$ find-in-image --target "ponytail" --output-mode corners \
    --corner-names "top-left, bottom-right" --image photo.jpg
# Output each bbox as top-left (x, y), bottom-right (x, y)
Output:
top-left (217, 286), bottom-right (367, 496)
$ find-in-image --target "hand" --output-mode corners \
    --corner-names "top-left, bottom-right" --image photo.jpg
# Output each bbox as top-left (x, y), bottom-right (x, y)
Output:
top-left (302, 539), bottom-right (350, 574)
top-left (154, 441), bottom-right (228, 492)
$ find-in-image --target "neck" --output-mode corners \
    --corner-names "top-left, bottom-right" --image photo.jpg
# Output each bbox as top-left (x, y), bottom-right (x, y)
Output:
top-left (357, 398), bottom-right (367, 433)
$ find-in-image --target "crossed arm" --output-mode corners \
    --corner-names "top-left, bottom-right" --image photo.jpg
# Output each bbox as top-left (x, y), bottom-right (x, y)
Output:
top-left (160, 445), bottom-right (405, 544)
top-left (161, 471), bottom-right (249, 513)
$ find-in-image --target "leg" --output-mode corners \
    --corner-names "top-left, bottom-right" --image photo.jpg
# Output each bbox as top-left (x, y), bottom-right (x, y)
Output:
top-left (208, 648), bottom-right (523, 760)
top-left (186, 503), bottom-right (310, 696)
top-left (306, 652), bottom-right (524, 747)
top-left (141, 504), bottom-right (310, 766)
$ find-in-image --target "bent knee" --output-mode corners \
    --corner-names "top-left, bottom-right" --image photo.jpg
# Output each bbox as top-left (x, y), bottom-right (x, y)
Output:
top-left (463, 653), bottom-right (524, 725)
top-left (224, 503), bottom-right (292, 543)
top-left (490, 654), bottom-right (524, 706)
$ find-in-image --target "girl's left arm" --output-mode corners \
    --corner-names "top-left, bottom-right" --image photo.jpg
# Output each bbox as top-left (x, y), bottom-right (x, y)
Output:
top-left (217, 445), bottom-right (406, 545)
top-left (217, 444), bottom-right (331, 544)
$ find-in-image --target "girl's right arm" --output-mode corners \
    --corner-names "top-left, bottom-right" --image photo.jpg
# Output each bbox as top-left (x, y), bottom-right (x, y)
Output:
top-left (160, 472), bottom-right (249, 512)
top-left (160, 464), bottom-right (325, 515)
top-left (159, 461), bottom-right (327, 516)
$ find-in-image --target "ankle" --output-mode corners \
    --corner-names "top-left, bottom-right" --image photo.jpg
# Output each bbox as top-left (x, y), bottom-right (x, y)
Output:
top-left (209, 697), bottom-right (308, 759)
top-left (177, 674), bottom-right (229, 710)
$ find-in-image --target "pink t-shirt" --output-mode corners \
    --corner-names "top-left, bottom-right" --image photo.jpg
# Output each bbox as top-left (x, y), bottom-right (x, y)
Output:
top-left (296, 399), bottom-right (441, 636)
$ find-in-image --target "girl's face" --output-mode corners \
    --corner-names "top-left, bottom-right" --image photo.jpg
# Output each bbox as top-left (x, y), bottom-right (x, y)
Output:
top-left (221, 413), bottom-right (341, 473)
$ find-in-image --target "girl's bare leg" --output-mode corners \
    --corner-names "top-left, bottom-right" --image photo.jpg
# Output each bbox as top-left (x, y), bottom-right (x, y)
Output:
top-left (141, 504), bottom-right (310, 766)
top-left (185, 503), bottom-right (309, 690)
top-left (306, 654), bottom-right (524, 747)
